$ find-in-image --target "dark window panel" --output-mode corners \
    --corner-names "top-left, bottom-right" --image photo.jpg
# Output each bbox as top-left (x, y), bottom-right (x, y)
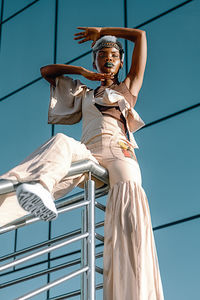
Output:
top-left (127, 0), bottom-right (200, 122)
top-left (127, 0), bottom-right (189, 27)
top-left (0, 81), bottom-right (51, 174)
top-left (154, 219), bottom-right (200, 300)
top-left (135, 107), bottom-right (200, 226)
top-left (0, 0), bottom-right (55, 98)
top-left (0, 274), bottom-right (48, 300)
top-left (2, 0), bottom-right (37, 21)
top-left (0, 231), bottom-right (15, 256)
top-left (57, 0), bottom-right (124, 63)
top-left (49, 265), bottom-right (82, 298)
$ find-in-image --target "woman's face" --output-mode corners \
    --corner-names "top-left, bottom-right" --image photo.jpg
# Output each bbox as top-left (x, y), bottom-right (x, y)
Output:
top-left (94, 47), bottom-right (123, 75)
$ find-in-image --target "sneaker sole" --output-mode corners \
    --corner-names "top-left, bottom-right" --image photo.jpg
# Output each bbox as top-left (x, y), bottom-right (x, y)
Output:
top-left (17, 185), bottom-right (57, 221)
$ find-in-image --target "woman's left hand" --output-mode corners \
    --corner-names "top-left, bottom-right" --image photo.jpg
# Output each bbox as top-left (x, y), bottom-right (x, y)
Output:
top-left (81, 68), bottom-right (114, 81)
top-left (74, 27), bottom-right (102, 47)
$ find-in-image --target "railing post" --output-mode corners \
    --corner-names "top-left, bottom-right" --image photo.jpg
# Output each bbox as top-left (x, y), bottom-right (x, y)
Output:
top-left (86, 172), bottom-right (96, 300)
top-left (81, 208), bottom-right (88, 300)
top-left (0, 160), bottom-right (108, 298)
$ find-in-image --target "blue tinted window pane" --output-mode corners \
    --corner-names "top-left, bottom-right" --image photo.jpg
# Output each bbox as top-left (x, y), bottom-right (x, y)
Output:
top-left (13, 222), bottom-right (49, 294)
top-left (96, 289), bottom-right (103, 300)
top-left (49, 251), bottom-right (81, 297)
top-left (0, 231), bottom-right (15, 256)
top-left (128, 0), bottom-right (200, 122)
top-left (0, 80), bottom-right (51, 174)
top-left (0, 0), bottom-right (55, 98)
top-left (57, 0), bottom-right (124, 63)
top-left (16, 221), bottom-right (49, 249)
top-left (135, 107), bottom-right (200, 227)
top-left (3, 0), bottom-right (35, 20)
top-left (127, 0), bottom-right (185, 26)
top-left (155, 219), bottom-right (200, 300)
top-left (0, 275), bottom-right (48, 299)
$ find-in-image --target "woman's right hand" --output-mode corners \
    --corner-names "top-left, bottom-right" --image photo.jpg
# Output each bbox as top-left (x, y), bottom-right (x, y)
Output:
top-left (81, 68), bottom-right (114, 81)
top-left (74, 27), bottom-right (102, 47)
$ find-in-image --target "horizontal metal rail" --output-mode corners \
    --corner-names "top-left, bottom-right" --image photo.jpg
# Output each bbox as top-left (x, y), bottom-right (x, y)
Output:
top-left (0, 178), bottom-right (19, 194)
top-left (0, 245), bottom-right (104, 278)
top-left (95, 201), bottom-right (106, 211)
top-left (0, 229), bottom-right (82, 262)
top-left (0, 232), bottom-right (88, 272)
top-left (0, 159), bottom-right (108, 299)
top-left (15, 266), bottom-right (89, 300)
top-left (66, 159), bottom-right (109, 184)
top-left (0, 258), bottom-right (81, 289)
top-left (0, 185), bottom-right (108, 234)
top-left (96, 266), bottom-right (103, 275)
top-left (0, 159), bottom-right (109, 196)
top-left (95, 233), bottom-right (104, 243)
top-left (48, 283), bottom-right (103, 300)
top-left (0, 222), bottom-right (104, 263)
top-left (0, 252), bottom-right (103, 289)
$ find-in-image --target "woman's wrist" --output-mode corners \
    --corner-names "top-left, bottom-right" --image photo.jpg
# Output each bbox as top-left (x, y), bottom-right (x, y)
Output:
top-left (80, 67), bottom-right (86, 76)
top-left (100, 27), bottom-right (145, 42)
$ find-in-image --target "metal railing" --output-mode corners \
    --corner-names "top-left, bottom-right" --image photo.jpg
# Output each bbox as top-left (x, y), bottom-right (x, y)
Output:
top-left (0, 159), bottom-right (109, 300)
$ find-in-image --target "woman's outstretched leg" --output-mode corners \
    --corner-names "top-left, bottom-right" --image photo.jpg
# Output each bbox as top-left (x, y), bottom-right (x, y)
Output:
top-left (2, 133), bottom-right (94, 192)
top-left (0, 133), bottom-right (97, 224)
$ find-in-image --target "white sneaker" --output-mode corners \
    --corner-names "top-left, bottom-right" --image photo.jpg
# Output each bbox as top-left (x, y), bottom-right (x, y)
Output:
top-left (16, 183), bottom-right (58, 221)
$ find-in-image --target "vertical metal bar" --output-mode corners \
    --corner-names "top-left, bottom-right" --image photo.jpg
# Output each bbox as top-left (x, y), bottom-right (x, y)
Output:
top-left (51, 0), bottom-right (58, 137)
top-left (85, 207), bottom-right (89, 300)
top-left (81, 206), bottom-right (89, 300)
top-left (87, 172), bottom-right (96, 300)
top-left (46, 1), bottom-right (58, 297)
top-left (13, 228), bottom-right (18, 271)
top-left (81, 210), bottom-right (85, 300)
top-left (46, 221), bottom-right (52, 299)
top-left (84, 180), bottom-right (89, 300)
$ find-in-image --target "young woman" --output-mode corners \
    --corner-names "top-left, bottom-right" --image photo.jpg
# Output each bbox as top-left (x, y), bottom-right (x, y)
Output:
top-left (0, 27), bottom-right (164, 299)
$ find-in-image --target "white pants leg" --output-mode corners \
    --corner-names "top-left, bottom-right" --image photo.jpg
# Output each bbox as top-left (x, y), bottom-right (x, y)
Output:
top-left (0, 133), bottom-right (97, 226)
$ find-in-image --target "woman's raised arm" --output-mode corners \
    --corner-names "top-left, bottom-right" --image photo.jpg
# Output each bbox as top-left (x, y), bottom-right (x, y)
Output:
top-left (75, 27), bottom-right (147, 96)
top-left (40, 64), bottom-right (84, 86)
top-left (40, 64), bottom-right (113, 86)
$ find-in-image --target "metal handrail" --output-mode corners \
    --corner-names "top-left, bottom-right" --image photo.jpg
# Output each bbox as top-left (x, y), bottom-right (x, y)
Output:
top-left (15, 267), bottom-right (89, 300)
top-left (48, 283), bottom-right (103, 300)
top-left (0, 222), bottom-right (104, 263)
top-left (0, 252), bottom-right (104, 289)
top-left (0, 159), bottom-right (109, 299)
top-left (0, 182), bottom-right (109, 235)
top-left (0, 159), bottom-right (109, 196)
top-left (0, 232), bottom-right (89, 272)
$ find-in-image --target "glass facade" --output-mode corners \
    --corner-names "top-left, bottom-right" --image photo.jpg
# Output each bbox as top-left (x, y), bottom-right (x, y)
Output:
top-left (0, 0), bottom-right (199, 299)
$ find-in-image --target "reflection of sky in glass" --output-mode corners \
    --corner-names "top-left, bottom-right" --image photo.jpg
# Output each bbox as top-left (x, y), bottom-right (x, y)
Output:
top-left (127, 0), bottom-right (186, 26)
top-left (0, 0), bottom-right (55, 98)
top-left (135, 107), bottom-right (200, 226)
top-left (129, 0), bottom-right (200, 123)
top-left (155, 219), bottom-right (200, 300)
top-left (57, 0), bottom-right (124, 63)
top-left (0, 0), bottom-right (200, 299)
top-left (0, 81), bottom-right (51, 173)
top-left (3, 0), bottom-right (35, 20)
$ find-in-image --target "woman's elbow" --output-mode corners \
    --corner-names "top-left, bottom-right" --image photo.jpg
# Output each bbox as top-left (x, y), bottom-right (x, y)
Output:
top-left (139, 30), bottom-right (146, 38)
top-left (40, 66), bottom-right (49, 78)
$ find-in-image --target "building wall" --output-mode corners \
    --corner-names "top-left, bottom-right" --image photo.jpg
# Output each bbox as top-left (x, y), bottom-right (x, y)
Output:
top-left (0, 0), bottom-right (199, 299)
